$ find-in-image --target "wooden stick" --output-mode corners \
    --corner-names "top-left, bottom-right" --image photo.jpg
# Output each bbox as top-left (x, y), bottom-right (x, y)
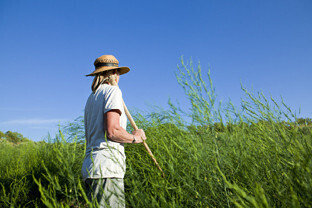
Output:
top-left (111, 78), bottom-right (165, 178)
top-left (122, 100), bottom-right (165, 178)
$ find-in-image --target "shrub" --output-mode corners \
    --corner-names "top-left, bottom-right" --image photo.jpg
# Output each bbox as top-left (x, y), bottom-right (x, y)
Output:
top-left (0, 58), bottom-right (311, 207)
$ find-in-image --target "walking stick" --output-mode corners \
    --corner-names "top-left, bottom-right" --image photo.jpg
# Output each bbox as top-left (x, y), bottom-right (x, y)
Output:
top-left (111, 79), bottom-right (165, 178)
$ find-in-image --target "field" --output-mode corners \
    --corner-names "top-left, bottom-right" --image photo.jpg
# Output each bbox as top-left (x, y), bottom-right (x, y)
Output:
top-left (1, 59), bottom-right (311, 207)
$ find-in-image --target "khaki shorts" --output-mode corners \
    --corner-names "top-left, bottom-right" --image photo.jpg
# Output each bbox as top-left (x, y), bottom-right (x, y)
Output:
top-left (85, 178), bottom-right (125, 208)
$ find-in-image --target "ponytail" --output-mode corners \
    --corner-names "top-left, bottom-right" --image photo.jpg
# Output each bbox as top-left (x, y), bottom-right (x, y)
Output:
top-left (91, 69), bottom-right (118, 92)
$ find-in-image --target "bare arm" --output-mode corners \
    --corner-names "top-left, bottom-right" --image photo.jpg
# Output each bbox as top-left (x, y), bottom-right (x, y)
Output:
top-left (105, 109), bottom-right (146, 143)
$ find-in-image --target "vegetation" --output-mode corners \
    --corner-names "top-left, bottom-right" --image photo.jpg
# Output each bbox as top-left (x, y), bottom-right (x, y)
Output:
top-left (0, 58), bottom-right (311, 207)
top-left (0, 130), bottom-right (31, 144)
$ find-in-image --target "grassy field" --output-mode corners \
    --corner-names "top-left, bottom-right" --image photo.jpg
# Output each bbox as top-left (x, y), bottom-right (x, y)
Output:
top-left (1, 58), bottom-right (311, 207)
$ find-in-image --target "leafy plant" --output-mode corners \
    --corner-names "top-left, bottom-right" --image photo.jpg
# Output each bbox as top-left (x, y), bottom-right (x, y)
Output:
top-left (0, 57), bottom-right (311, 207)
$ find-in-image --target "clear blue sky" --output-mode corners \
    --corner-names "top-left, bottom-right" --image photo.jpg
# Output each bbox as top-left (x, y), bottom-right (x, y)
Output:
top-left (0, 0), bottom-right (311, 141)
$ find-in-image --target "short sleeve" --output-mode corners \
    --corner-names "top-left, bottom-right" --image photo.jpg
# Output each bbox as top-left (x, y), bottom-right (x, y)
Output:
top-left (103, 86), bottom-right (123, 115)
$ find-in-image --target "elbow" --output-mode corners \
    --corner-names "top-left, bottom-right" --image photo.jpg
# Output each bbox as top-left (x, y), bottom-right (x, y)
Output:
top-left (106, 129), bottom-right (115, 140)
top-left (107, 126), bottom-right (119, 140)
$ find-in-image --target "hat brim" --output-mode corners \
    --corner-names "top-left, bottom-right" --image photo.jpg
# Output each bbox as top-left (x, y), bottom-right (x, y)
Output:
top-left (85, 66), bottom-right (130, 77)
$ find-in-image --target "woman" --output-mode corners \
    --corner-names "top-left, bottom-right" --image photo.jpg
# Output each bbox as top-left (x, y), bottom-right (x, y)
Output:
top-left (82, 55), bottom-right (146, 208)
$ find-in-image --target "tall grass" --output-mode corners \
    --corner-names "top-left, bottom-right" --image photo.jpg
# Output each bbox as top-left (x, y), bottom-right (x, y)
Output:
top-left (0, 57), bottom-right (311, 207)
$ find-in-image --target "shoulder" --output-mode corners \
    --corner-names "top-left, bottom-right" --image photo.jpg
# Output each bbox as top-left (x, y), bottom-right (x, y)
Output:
top-left (102, 84), bottom-right (122, 96)
top-left (104, 84), bottom-right (119, 90)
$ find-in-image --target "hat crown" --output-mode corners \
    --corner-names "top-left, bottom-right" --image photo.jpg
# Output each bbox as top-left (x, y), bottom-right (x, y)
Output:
top-left (86, 54), bottom-right (130, 76)
top-left (94, 55), bottom-right (119, 67)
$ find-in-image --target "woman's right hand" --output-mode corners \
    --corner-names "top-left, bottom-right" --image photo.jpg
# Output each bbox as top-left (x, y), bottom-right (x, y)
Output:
top-left (132, 129), bottom-right (146, 143)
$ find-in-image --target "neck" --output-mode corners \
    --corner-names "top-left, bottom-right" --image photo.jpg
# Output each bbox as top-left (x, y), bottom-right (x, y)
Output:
top-left (105, 81), bottom-right (118, 86)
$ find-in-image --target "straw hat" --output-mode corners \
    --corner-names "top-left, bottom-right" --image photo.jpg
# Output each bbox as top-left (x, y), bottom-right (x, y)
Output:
top-left (85, 55), bottom-right (130, 76)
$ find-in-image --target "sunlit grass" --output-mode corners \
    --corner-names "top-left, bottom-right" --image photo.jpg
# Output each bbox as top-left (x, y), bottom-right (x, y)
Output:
top-left (0, 58), bottom-right (311, 207)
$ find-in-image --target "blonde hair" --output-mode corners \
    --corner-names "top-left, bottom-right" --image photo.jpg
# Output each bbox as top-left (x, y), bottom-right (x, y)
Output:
top-left (91, 69), bottom-right (118, 92)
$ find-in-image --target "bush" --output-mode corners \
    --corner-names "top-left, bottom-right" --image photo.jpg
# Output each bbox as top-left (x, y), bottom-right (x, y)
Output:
top-left (0, 58), bottom-right (311, 207)
top-left (0, 131), bottom-right (30, 144)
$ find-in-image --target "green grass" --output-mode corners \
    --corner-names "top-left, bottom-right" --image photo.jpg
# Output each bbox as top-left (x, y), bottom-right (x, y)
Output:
top-left (0, 58), bottom-right (311, 207)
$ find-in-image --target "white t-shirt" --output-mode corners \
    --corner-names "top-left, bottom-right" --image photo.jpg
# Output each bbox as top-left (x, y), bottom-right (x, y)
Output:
top-left (81, 84), bottom-right (127, 180)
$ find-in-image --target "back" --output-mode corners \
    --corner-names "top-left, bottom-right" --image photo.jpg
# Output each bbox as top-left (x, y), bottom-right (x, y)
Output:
top-left (84, 83), bottom-right (127, 154)
top-left (82, 83), bottom-right (127, 180)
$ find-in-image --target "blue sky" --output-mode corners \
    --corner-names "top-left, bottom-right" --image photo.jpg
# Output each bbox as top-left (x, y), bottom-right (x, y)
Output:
top-left (0, 0), bottom-right (311, 141)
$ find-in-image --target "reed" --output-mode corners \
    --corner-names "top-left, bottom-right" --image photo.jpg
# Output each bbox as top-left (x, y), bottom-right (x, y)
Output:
top-left (0, 57), bottom-right (311, 207)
